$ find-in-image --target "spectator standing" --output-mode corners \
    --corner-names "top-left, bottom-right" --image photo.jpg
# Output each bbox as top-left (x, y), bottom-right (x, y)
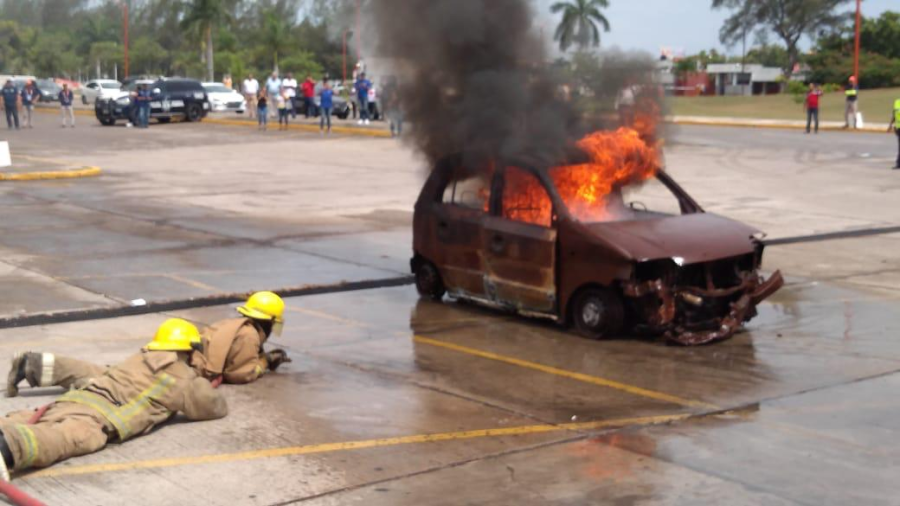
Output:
top-left (319, 82), bottom-right (334, 134)
top-left (20, 80), bottom-right (40, 129)
top-left (368, 83), bottom-right (379, 121)
top-left (266, 73), bottom-right (282, 119)
top-left (890, 97), bottom-right (900, 170)
top-left (136, 83), bottom-right (152, 129)
top-left (805, 83), bottom-right (823, 134)
top-left (281, 73), bottom-right (298, 119)
top-left (1, 80), bottom-right (19, 130)
top-left (277, 91), bottom-right (289, 131)
top-left (59, 83), bottom-right (75, 128)
top-left (355, 73), bottom-right (372, 125)
top-left (242, 74), bottom-right (259, 119)
top-left (301, 75), bottom-right (316, 119)
top-left (257, 92), bottom-right (268, 131)
top-left (341, 81), bottom-right (356, 120)
top-left (844, 76), bottom-right (859, 129)
top-left (381, 78), bottom-right (403, 138)
top-left (223, 74), bottom-right (233, 90)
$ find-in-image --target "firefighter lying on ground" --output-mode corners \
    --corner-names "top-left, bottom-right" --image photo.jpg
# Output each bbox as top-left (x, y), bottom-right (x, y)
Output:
top-left (6, 291), bottom-right (291, 398)
top-left (0, 319), bottom-right (228, 480)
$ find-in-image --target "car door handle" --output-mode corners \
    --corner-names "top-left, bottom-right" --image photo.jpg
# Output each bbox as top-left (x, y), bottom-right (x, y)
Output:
top-left (490, 234), bottom-right (505, 253)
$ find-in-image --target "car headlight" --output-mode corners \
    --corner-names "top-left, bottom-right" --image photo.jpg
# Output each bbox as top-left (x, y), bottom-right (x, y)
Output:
top-left (116, 97), bottom-right (130, 105)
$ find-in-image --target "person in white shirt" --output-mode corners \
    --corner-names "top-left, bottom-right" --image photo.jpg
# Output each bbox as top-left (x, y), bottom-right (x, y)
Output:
top-left (281, 73), bottom-right (298, 119)
top-left (242, 74), bottom-right (259, 119)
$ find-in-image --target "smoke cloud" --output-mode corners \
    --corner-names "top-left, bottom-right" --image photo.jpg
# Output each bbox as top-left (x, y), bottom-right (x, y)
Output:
top-left (371, 0), bottom-right (583, 170)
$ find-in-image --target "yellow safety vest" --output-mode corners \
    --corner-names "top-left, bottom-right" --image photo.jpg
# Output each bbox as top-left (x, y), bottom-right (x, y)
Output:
top-left (846, 88), bottom-right (858, 98)
top-left (894, 99), bottom-right (900, 125)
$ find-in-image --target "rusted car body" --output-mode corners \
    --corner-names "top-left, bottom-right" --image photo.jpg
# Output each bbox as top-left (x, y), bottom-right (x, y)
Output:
top-left (411, 154), bottom-right (783, 345)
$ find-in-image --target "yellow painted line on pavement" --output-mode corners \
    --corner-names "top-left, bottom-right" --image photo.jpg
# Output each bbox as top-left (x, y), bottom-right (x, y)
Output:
top-left (414, 335), bottom-right (719, 410)
top-left (0, 166), bottom-right (101, 181)
top-left (33, 106), bottom-right (94, 117)
top-left (24, 413), bottom-right (690, 479)
top-left (205, 117), bottom-right (392, 138)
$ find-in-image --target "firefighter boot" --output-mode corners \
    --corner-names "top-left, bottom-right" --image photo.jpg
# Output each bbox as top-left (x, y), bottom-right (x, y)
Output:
top-left (0, 430), bottom-right (12, 481)
top-left (6, 352), bottom-right (45, 398)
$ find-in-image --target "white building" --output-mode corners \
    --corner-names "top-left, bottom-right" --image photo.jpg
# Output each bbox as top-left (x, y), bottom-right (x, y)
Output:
top-left (706, 63), bottom-right (784, 96)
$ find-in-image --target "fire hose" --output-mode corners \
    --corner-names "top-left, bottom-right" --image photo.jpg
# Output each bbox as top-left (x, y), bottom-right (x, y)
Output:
top-left (0, 376), bottom-right (225, 506)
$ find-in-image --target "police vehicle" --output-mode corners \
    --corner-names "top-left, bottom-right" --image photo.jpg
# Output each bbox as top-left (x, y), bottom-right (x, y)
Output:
top-left (95, 78), bottom-right (210, 126)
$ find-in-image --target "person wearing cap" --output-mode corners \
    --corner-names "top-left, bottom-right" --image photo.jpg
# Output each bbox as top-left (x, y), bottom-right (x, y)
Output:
top-left (5, 293), bottom-right (291, 398)
top-left (0, 319), bottom-right (226, 479)
top-left (890, 97), bottom-right (900, 170)
top-left (844, 76), bottom-right (860, 129)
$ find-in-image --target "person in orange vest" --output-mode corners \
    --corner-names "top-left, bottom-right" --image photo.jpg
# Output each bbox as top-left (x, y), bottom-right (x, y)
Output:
top-left (6, 292), bottom-right (291, 397)
top-left (0, 319), bottom-right (227, 479)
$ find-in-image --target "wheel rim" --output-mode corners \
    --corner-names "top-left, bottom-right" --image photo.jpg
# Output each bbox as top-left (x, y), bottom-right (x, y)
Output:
top-left (418, 266), bottom-right (437, 292)
top-left (581, 298), bottom-right (604, 328)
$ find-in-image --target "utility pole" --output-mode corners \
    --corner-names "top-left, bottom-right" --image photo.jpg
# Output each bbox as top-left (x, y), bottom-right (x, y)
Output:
top-left (853, 0), bottom-right (861, 83)
top-left (355, 0), bottom-right (361, 61)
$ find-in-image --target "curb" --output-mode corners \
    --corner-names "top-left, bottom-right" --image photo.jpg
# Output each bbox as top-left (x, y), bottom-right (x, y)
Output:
top-left (204, 117), bottom-right (393, 138)
top-left (34, 106), bottom-right (94, 117)
top-left (0, 276), bottom-right (414, 329)
top-left (0, 166), bottom-right (102, 181)
top-left (667, 118), bottom-right (888, 134)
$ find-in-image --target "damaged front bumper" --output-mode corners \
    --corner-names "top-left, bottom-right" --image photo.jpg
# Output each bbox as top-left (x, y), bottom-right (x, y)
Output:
top-left (622, 270), bottom-right (784, 346)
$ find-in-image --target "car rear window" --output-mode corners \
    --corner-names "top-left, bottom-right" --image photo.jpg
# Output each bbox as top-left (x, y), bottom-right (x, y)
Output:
top-left (204, 85), bottom-right (232, 93)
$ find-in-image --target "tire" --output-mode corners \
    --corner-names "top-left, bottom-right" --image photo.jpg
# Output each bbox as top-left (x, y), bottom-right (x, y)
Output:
top-left (336, 111), bottom-right (349, 120)
top-left (157, 117), bottom-right (171, 124)
top-left (185, 103), bottom-right (203, 122)
top-left (98, 117), bottom-right (116, 126)
top-left (570, 287), bottom-right (625, 340)
top-left (82, 95), bottom-right (88, 105)
top-left (415, 261), bottom-right (446, 301)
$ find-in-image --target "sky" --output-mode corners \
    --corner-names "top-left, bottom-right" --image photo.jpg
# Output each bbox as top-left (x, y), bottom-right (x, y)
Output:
top-left (533, 0), bottom-right (896, 57)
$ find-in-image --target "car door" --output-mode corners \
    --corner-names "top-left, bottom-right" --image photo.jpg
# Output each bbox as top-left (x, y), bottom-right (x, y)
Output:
top-left (85, 82), bottom-right (98, 102)
top-left (483, 166), bottom-right (557, 313)
top-left (431, 171), bottom-right (493, 298)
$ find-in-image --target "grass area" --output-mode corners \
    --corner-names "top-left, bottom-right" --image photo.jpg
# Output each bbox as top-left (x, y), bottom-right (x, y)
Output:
top-left (670, 87), bottom-right (899, 124)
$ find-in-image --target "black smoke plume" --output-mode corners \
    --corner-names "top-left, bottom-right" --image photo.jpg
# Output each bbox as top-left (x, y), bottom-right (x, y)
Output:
top-left (371, 0), bottom-right (583, 170)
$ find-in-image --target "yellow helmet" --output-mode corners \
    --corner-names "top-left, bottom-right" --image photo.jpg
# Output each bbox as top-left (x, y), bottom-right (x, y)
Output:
top-left (146, 319), bottom-right (202, 352)
top-left (238, 292), bottom-right (286, 337)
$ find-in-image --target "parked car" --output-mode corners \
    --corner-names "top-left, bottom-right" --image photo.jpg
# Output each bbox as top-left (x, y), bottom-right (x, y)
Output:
top-left (202, 82), bottom-right (246, 113)
top-left (95, 78), bottom-right (210, 126)
top-left (81, 79), bottom-right (123, 104)
top-left (411, 153), bottom-right (784, 346)
top-left (292, 84), bottom-right (351, 120)
top-left (34, 79), bottom-right (62, 102)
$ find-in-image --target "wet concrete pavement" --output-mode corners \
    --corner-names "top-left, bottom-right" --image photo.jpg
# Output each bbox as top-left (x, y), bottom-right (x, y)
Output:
top-left (1, 113), bottom-right (900, 504)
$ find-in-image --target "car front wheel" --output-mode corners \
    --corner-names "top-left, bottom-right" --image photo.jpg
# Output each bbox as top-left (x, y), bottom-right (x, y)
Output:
top-left (82, 95), bottom-right (88, 105)
top-left (185, 103), bottom-right (203, 122)
top-left (415, 261), bottom-right (446, 301)
top-left (570, 287), bottom-right (624, 340)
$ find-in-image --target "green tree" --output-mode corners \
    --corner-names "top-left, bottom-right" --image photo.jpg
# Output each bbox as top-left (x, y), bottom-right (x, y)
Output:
top-left (181, 0), bottom-right (229, 81)
top-left (712, 0), bottom-right (851, 75)
top-left (259, 8), bottom-right (292, 73)
top-left (551, 0), bottom-right (611, 53)
top-left (280, 51), bottom-right (325, 80)
top-left (89, 41), bottom-right (123, 79)
top-left (131, 37), bottom-right (169, 76)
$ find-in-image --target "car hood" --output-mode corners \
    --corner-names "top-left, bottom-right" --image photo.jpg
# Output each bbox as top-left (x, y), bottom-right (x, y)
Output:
top-left (583, 213), bottom-right (760, 264)
top-left (103, 90), bottom-right (130, 100)
top-left (207, 91), bottom-right (243, 101)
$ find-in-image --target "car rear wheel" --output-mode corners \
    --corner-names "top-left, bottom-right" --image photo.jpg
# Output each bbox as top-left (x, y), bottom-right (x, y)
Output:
top-left (570, 287), bottom-right (624, 340)
top-left (415, 261), bottom-right (446, 301)
top-left (157, 117), bottom-right (171, 124)
top-left (185, 104), bottom-right (203, 122)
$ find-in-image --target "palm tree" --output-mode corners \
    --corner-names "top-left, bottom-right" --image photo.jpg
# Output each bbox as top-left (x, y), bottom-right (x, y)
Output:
top-left (260, 8), bottom-right (292, 73)
top-left (181, 0), bottom-right (228, 81)
top-left (551, 0), bottom-right (611, 53)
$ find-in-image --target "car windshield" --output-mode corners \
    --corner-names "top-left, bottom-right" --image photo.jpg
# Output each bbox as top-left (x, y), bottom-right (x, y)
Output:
top-left (548, 168), bottom-right (685, 224)
top-left (101, 82), bottom-right (121, 89)
top-left (204, 85), bottom-right (232, 93)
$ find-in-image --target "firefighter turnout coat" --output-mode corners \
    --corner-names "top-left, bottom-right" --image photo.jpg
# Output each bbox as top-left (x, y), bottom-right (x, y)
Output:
top-left (192, 318), bottom-right (269, 384)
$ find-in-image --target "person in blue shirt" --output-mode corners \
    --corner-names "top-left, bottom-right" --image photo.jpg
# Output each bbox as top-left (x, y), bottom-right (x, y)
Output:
top-left (58, 83), bottom-right (75, 128)
top-left (319, 82), bottom-right (335, 134)
top-left (1, 80), bottom-right (20, 130)
top-left (135, 84), bottom-right (153, 128)
top-left (355, 73), bottom-right (372, 125)
top-left (20, 80), bottom-right (41, 129)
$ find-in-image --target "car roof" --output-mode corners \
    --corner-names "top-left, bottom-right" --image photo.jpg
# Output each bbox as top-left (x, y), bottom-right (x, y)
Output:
top-left (201, 82), bottom-right (229, 87)
top-left (92, 79), bottom-right (121, 83)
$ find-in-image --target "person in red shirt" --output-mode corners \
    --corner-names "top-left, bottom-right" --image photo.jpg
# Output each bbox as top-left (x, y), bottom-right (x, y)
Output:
top-left (301, 76), bottom-right (316, 119)
top-left (806, 83), bottom-right (823, 134)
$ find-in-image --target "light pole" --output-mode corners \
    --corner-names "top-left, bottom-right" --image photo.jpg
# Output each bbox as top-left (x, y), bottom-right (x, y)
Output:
top-left (343, 30), bottom-right (353, 83)
top-left (355, 0), bottom-right (361, 61)
top-left (853, 0), bottom-right (861, 82)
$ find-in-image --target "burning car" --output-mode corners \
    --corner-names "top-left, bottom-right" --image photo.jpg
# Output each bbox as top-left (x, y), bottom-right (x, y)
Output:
top-left (411, 129), bottom-right (783, 346)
